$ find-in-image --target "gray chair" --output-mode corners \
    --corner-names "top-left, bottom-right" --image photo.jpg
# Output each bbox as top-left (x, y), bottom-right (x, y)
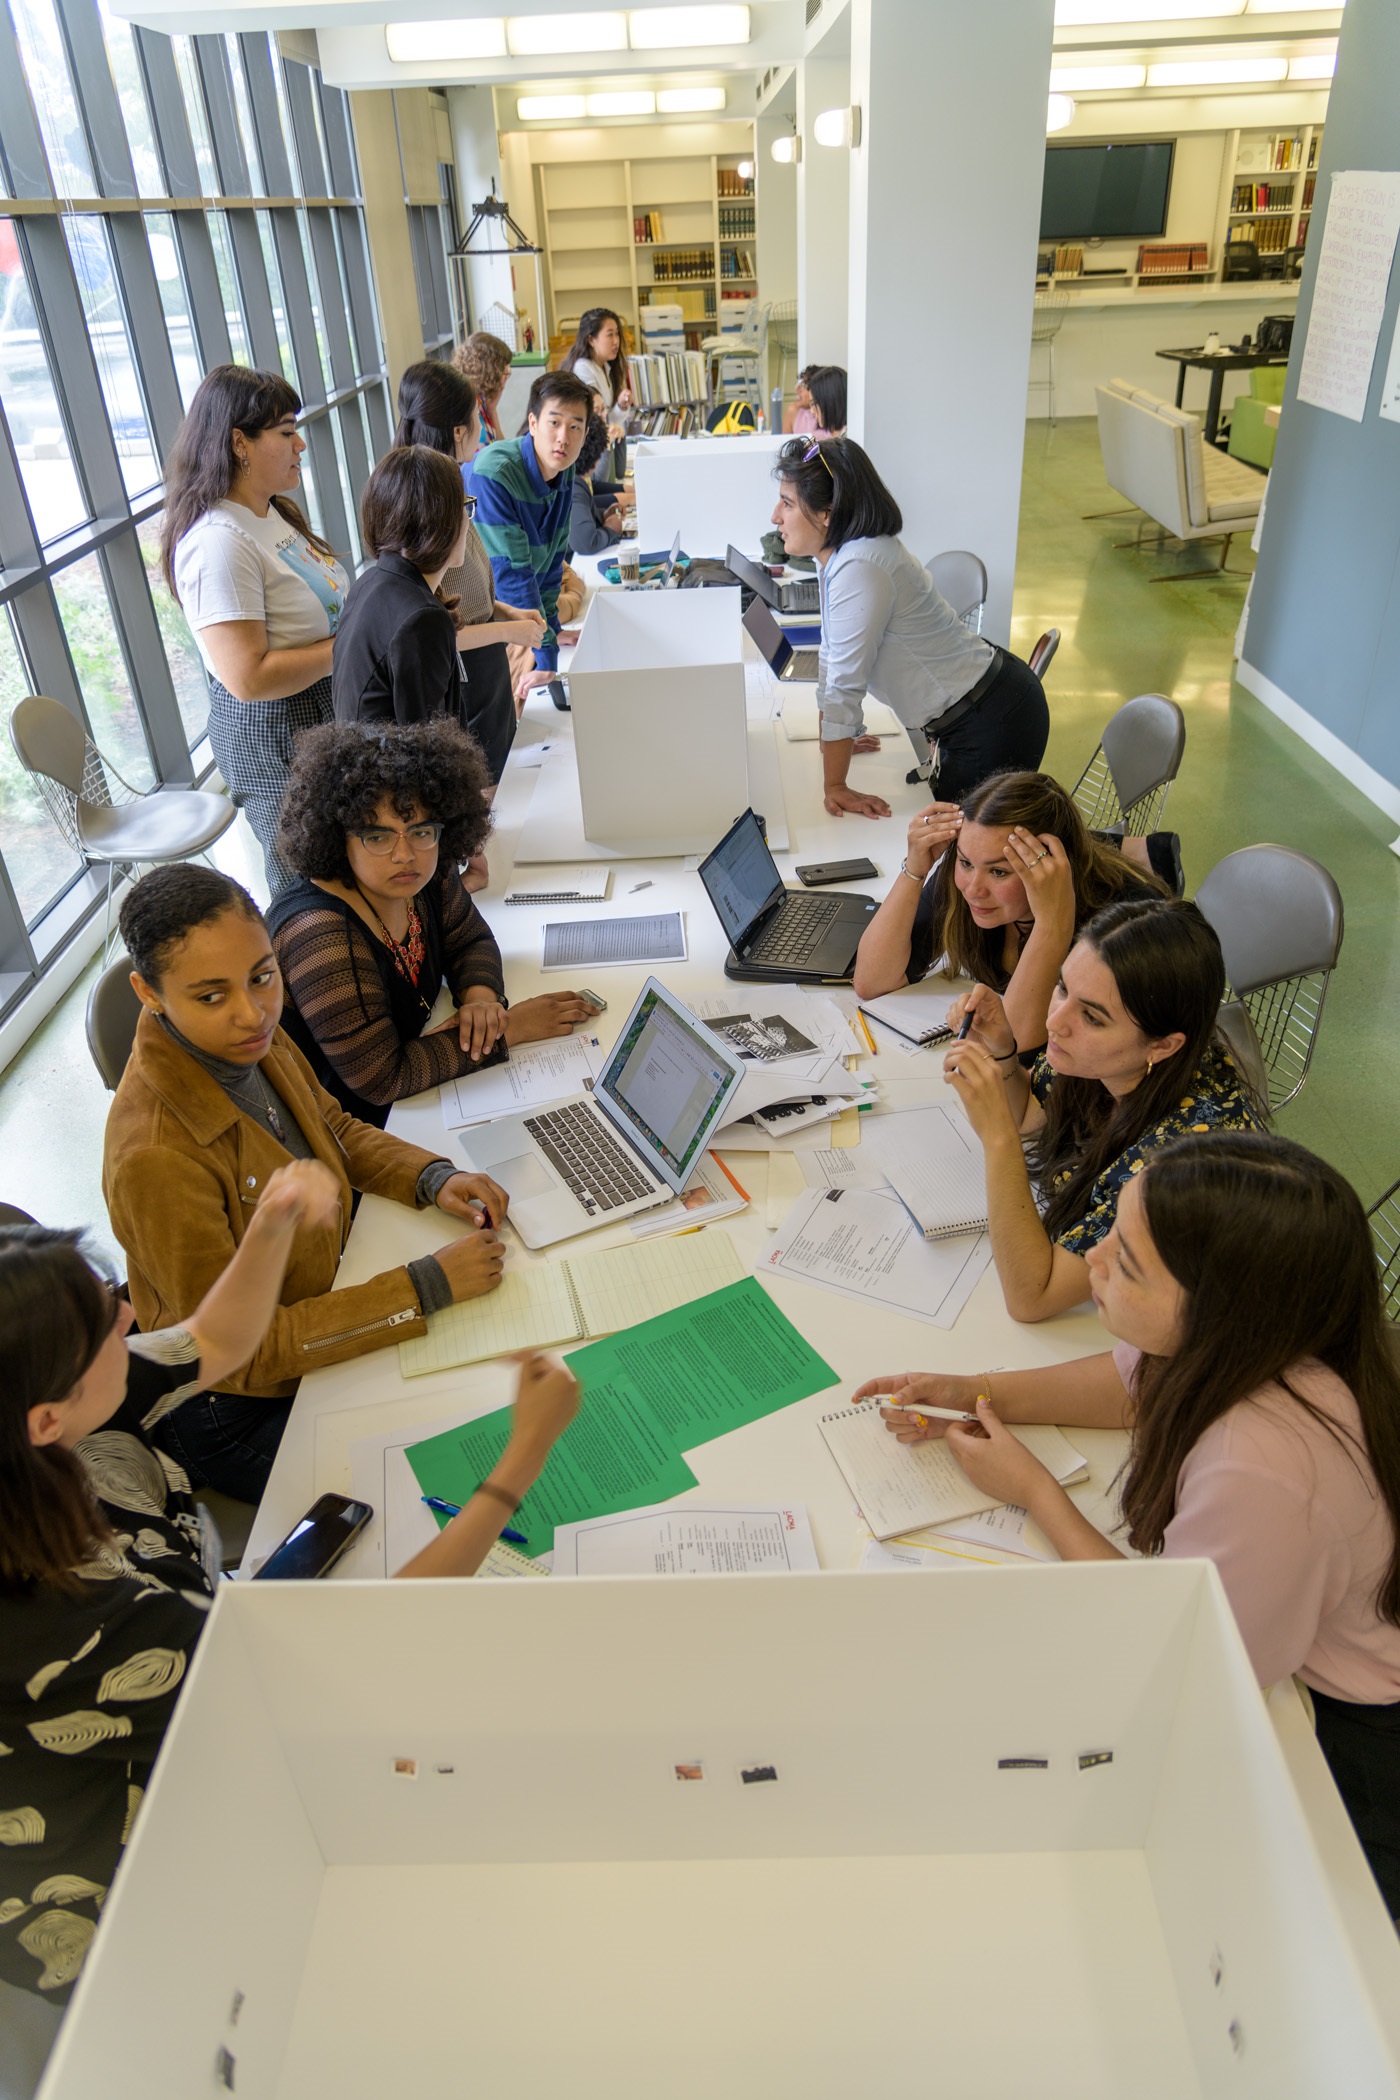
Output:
top-left (1194, 844), bottom-right (1345, 1112)
top-left (768, 297), bottom-right (798, 399)
top-left (1028, 628), bottom-right (1060, 679)
top-left (1367, 1178), bottom-right (1400, 1322)
top-left (926, 549), bottom-right (988, 634)
top-left (86, 951), bottom-right (144, 1091)
top-left (1072, 693), bottom-right (1185, 833)
top-left (196, 1488), bottom-right (257, 1572)
top-left (0, 1203), bottom-right (37, 1228)
top-left (8, 695), bottom-right (235, 953)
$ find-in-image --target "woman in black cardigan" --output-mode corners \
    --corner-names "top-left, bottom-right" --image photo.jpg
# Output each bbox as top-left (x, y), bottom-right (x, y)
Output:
top-left (331, 446), bottom-right (469, 732)
top-left (268, 720), bottom-right (599, 1125)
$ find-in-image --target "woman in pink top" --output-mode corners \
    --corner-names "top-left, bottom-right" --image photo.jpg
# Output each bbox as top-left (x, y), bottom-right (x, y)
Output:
top-left (854, 1131), bottom-right (1400, 1916)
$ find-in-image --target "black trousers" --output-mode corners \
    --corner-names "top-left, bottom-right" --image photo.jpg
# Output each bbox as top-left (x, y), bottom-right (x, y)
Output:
top-left (458, 640), bottom-right (517, 785)
top-left (1311, 1688), bottom-right (1400, 1917)
top-left (924, 651), bottom-right (1050, 808)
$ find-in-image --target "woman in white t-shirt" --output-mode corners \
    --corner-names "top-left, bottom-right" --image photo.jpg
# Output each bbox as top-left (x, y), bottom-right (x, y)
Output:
top-left (161, 367), bottom-right (350, 893)
top-left (560, 307), bottom-right (632, 459)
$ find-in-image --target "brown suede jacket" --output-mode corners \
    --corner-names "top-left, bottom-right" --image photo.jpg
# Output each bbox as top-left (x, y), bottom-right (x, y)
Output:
top-left (102, 1011), bottom-right (443, 1398)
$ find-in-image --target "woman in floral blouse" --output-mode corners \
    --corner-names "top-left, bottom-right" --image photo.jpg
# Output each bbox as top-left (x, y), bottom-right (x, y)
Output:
top-left (942, 898), bottom-right (1264, 1321)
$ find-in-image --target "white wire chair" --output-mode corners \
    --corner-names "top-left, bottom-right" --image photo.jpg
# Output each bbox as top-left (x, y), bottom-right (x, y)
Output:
top-left (1072, 694), bottom-right (1185, 833)
top-left (1368, 1178), bottom-right (1400, 1322)
top-left (1194, 844), bottom-right (1344, 1114)
top-left (1029, 287), bottom-right (1070, 425)
top-left (1028, 628), bottom-right (1060, 679)
top-left (768, 298), bottom-right (798, 399)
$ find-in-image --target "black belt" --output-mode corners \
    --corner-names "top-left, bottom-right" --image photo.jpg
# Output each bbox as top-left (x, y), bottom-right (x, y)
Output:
top-left (921, 646), bottom-right (1004, 745)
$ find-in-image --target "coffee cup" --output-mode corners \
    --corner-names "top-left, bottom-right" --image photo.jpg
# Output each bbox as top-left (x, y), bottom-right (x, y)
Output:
top-left (1203, 332), bottom-right (1221, 355)
top-left (618, 548), bottom-right (640, 584)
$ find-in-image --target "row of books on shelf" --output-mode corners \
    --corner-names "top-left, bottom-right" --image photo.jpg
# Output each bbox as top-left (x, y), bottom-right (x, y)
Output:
top-left (1263, 132), bottom-right (1316, 171)
top-left (1137, 242), bottom-right (1209, 274)
top-left (634, 403), bottom-right (699, 436)
top-left (1232, 183), bottom-right (1295, 214)
top-left (718, 206), bottom-right (755, 238)
top-left (720, 247), bottom-right (756, 279)
top-left (650, 249), bottom-right (714, 282)
top-left (1231, 218), bottom-right (1296, 255)
top-left (630, 350), bottom-right (710, 406)
top-left (633, 212), bottom-right (665, 243)
top-left (716, 168), bottom-right (754, 197)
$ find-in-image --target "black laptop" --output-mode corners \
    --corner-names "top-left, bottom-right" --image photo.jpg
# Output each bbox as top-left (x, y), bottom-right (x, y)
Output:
top-left (726, 542), bottom-right (820, 615)
top-left (699, 809), bottom-right (877, 984)
top-left (742, 596), bottom-right (819, 683)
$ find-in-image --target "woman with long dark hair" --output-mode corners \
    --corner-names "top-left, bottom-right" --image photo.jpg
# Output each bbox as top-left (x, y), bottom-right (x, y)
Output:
top-left (161, 366), bottom-right (349, 893)
top-left (853, 770), bottom-right (1165, 1051)
top-left (806, 363), bottom-right (847, 436)
top-left (559, 307), bottom-right (631, 440)
top-left (859, 1130), bottom-right (1400, 1916)
top-left (770, 437), bottom-right (1048, 820)
top-left (943, 897), bottom-right (1262, 1320)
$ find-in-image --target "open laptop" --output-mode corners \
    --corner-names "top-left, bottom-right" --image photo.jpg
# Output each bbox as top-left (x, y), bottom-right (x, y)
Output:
top-left (624, 529), bottom-right (682, 590)
top-left (455, 977), bottom-right (745, 1248)
top-left (726, 541), bottom-right (820, 615)
top-left (699, 809), bottom-right (877, 984)
top-left (742, 596), bottom-right (819, 684)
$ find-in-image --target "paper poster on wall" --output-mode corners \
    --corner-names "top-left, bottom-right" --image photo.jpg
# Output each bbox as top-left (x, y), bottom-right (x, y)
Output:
top-left (1379, 296), bottom-right (1400, 425)
top-left (1295, 171), bottom-right (1400, 422)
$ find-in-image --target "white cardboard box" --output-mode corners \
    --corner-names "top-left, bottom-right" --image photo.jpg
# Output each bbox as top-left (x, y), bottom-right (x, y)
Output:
top-left (633, 432), bottom-right (788, 558)
top-left (568, 585), bottom-right (748, 853)
top-left (40, 1565), bottom-right (1400, 2100)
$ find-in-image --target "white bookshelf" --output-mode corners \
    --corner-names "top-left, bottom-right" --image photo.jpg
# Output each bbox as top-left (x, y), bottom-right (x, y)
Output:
top-left (1218, 124), bottom-right (1322, 269)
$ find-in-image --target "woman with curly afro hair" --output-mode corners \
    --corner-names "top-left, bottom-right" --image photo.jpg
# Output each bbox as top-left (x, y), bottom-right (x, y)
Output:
top-left (268, 720), bottom-right (601, 1124)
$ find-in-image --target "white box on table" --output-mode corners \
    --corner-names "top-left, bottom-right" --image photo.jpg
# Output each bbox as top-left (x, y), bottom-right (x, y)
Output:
top-left (568, 584), bottom-right (747, 854)
top-left (40, 1564), bottom-right (1400, 2100)
top-left (633, 431), bottom-right (786, 558)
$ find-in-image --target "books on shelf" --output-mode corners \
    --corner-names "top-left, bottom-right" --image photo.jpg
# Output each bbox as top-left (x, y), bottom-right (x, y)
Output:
top-left (1137, 242), bottom-right (1209, 274)
top-left (718, 204), bottom-right (755, 239)
top-left (716, 167), bottom-right (753, 197)
top-left (720, 247), bottom-right (756, 279)
top-left (1053, 244), bottom-right (1083, 276)
top-left (630, 350), bottom-right (709, 406)
top-left (651, 248), bottom-right (714, 283)
top-left (633, 211), bottom-right (665, 243)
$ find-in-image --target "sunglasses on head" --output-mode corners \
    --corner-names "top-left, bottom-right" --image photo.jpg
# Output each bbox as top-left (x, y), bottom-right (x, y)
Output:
top-left (802, 439), bottom-right (835, 483)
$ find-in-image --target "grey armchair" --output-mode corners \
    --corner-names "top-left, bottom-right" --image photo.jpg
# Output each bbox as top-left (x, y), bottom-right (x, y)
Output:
top-left (1073, 694), bottom-right (1186, 833)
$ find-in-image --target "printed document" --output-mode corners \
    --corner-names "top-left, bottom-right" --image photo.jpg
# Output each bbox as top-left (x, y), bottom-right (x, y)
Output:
top-left (552, 1500), bottom-right (819, 1577)
top-left (440, 1034), bottom-right (604, 1128)
top-left (761, 1184), bottom-right (992, 1328)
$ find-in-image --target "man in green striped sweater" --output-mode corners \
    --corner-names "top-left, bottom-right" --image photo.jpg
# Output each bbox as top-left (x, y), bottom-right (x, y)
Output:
top-left (468, 369), bottom-right (592, 705)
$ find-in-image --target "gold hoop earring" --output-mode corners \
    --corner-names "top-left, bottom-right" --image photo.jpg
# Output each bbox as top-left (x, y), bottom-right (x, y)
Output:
top-left (1144, 1055), bottom-right (1154, 1076)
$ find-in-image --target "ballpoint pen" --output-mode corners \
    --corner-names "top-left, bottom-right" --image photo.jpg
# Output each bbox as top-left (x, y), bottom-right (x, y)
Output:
top-left (869, 1400), bottom-right (979, 1423)
top-left (422, 1495), bottom-right (528, 1546)
top-left (954, 1011), bottom-right (975, 1041)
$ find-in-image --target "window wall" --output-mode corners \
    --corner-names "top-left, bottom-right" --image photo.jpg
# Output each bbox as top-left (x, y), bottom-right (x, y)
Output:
top-left (0, 0), bottom-right (390, 1013)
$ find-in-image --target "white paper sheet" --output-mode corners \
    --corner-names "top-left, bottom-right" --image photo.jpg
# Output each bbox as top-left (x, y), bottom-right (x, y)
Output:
top-left (861, 1106), bottom-right (988, 1241)
top-left (552, 1500), bottom-right (819, 1576)
top-left (347, 1415), bottom-right (554, 1579)
top-left (1297, 170), bottom-right (1400, 422)
top-left (759, 1184), bottom-right (991, 1329)
top-left (440, 1035), bottom-right (605, 1128)
top-left (798, 1148), bottom-right (891, 1192)
top-left (859, 1536), bottom-right (991, 1572)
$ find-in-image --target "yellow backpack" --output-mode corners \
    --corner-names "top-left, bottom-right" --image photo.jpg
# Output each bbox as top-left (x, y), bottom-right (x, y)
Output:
top-left (706, 400), bottom-right (759, 437)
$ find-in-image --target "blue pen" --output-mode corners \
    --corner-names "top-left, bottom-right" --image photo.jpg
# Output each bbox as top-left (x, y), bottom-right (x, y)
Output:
top-left (422, 1494), bottom-right (528, 1547)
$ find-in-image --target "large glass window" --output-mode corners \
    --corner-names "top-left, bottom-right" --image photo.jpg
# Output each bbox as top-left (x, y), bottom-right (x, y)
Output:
top-left (0, 612), bottom-right (83, 925)
top-left (206, 213), bottom-right (253, 367)
top-left (53, 555), bottom-right (154, 789)
top-left (137, 515), bottom-right (208, 746)
top-left (64, 218), bottom-right (158, 496)
top-left (97, 0), bottom-right (165, 198)
top-left (144, 215), bottom-right (202, 404)
top-left (9, 0), bottom-right (95, 198)
top-left (0, 221), bottom-right (86, 541)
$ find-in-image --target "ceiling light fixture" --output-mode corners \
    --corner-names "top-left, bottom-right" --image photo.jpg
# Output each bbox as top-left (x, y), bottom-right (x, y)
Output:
top-left (1055, 0), bottom-right (1243, 21)
top-left (386, 16), bottom-right (507, 61)
top-left (628, 6), bottom-right (750, 48)
top-left (770, 133), bottom-right (801, 164)
top-left (1246, 0), bottom-right (1344, 9)
top-left (813, 105), bottom-right (861, 148)
top-left (586, 90), bottom-right (656, 114)
top-left (1147, 55), bottom-right (1288, 84)
top-left (1049, 64), bottom-right (1147, 92)
top-left (1287, 52), bottom-right (1336, 79)
top-left (516, 93), bottom-right (588, 119)
top-left (656, 86), bottom-right (728, 111)
top-left (506, 12), bottom-right (627, 56)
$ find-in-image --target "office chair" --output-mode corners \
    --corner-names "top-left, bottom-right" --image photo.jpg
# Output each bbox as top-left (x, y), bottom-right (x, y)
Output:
top-left (1029, 288), bottom-right (1070, 425)
top-left (1028, 629), bottom-right (1060, 679)
top-left (1367, 1178), bottom-right (1400, 1322)
top-left (86, 952), bottom-right (144, 1091)
top-left (1222, 243), bottom-right (1264, 282)
top-left (926, 550), bottom-right (988, 634)
top-left (1072, 694), bottom-right (1186, 833)
top-left (1194, 844), bottom-right (1344, 1112)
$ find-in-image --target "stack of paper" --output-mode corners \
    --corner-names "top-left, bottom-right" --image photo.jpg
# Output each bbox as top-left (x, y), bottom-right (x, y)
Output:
top-left (761, 1184), bottom-right (992, 1329)
top-left (551, 1500), bottom-right (819, 1576)
top-left (440, 1034), bottom-right (604, 1129)
top-left (818, 1399), bottom-right (1088, 1540)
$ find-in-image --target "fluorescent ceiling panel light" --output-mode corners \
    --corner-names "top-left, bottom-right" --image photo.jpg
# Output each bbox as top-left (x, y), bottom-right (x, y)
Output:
top-left (1049, 63), bottom-right (1147, 90)
top-left (386, 16), bottom-right (507, 60)
top-left (1055, 0), bottom-right (1242, 22)
top-left (628, 6), bottom-right (750, 48)
top-left (1148, 55), bottom-right (1288, 82)
top-left (507, 12), bottom-right (627, 55)
top-left (657, 86), bottom-right (728, 111)
top-left (1046, 92), bottom-right (1077, 130)
top-left (1287, 52), bottom-right (1336, 76)
top-left (516, 93), bottom-right (588, 118)
top-left (586, 89), bottom-right (655, 113)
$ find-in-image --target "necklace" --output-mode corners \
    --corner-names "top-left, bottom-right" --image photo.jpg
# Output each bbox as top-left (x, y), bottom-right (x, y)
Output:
top-left (358, 889), bottom-right (433, 1021)
top-left (242, 1066), bottom-right (286, 1144)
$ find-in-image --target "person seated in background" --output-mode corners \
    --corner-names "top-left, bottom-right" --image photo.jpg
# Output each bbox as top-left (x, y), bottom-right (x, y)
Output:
top-left (942, 897), bottom-right (1263, 1322)
top-left (806, 363), bottom-right (847, 437)
top-left (103, 865), bottom-right (511, 1501)
top-left (269, 720), bottom-right (601, 1124)
top-left (559, 306), bottom-right (632, 445)
top-left (392, 360), bottom-right (546, 786)
top-left (453, 330), bottom-right (514, 446)
top-left (863, 1130), bottom-right (1400, 1918)
top-left (568, 410), bottom-right (628, 557)
top-left (470, 369), bottom-right (592, 709)
top-left (853, 771), bottom-right (1166, 1054)
top-left (782, 365), bottom-right (820, 435)
top-left (771, 437), bottom-right (1049, 820)
top-left (0, 1206), bottom-right (578, 2002)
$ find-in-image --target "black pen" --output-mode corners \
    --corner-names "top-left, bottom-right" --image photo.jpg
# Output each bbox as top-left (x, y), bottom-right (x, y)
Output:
top-left (955, 1011), bottom-right (975, 1041)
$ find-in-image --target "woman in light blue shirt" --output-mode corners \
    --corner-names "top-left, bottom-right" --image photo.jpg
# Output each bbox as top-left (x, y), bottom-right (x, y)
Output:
top-left (770, 438), bottom-right (1048, 819)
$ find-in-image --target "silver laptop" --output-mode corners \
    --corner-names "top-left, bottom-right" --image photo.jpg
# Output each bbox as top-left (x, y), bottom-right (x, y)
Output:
top-left (726, 541), bottom-right (820, 614)
top-left (742, 595), bottom-right (819, 683)
top-left (455, 977), bottom-right (746, 1248)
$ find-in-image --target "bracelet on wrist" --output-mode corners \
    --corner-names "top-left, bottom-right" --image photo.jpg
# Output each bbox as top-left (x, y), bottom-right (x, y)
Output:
top-left (898, 857), bottom-right (925, 886)
top-left (992, 1047), bottom-right (1021, 1062)
top-left (476, 1479), bottom-right (522, 1517)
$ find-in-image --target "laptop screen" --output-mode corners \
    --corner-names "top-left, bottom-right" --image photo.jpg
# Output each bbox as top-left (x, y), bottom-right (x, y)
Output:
top-left (660, 528), bottom-right (681, 582)
top-left (698, 808), bottom-right (786, 949)
top-left (741, 596), bottom-right (794, 680)
top-left (725, 542), bottom-right (776, 606)
top-left (597, 979), bottom-right (743, 1187)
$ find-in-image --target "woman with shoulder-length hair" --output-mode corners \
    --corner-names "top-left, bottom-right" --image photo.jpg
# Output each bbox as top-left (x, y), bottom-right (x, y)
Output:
top-left (161, 365), bottom-right (350, 893)
top-left (943, 896), bottom-right (1264, 1321)
top-left (453, 331), bottom-right (513, 445)
top-left (770, 437), bottom-right (1048, 820)
top-left (853, 769), bottom-right (1166, 1052)
top-left (860, 1130), bottom-right (1400, 1916)
top-left (559, 306), bottom-right (632, 442)
top-left (806, 363), bottom-right (847, 437)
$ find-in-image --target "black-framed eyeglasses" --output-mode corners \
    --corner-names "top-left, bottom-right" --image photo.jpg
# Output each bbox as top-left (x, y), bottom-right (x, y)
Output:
top-left (354, 822), bottom-right (444, 856)
top-left (802, 440), bottom-right (835, 483)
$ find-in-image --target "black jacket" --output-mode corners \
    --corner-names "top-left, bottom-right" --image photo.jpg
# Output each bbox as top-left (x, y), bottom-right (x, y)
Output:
top-left (332, 551), bottom-right (460, 726)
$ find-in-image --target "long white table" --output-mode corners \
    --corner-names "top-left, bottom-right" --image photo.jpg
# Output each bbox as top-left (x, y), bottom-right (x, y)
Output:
top-left (242, 578), bottom-right (1116, 1578)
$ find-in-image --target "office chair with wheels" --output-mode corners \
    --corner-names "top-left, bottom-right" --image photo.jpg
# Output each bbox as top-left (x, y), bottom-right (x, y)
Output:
top-left (1072, 694), bottom-right (1185, 833)
top-left (9, 696), bottom-right (235, 955)
top-left (1028, 629), bottom-right (1060, 680)
top-left (86, 952), bottom-right (144, 1091)
top-left (1367, 1177), bottom-right (1400, 1322)
top-left (926, 550), bottom-right (988, 634)
top-left (1194, 844), bottom-right (1344, 1112)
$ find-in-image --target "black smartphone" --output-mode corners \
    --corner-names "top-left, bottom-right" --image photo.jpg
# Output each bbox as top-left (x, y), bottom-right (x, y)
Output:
top-left (795, 858), bottom-right (879, 888)
top-left (252, 1492), bottom-right (373, 1581)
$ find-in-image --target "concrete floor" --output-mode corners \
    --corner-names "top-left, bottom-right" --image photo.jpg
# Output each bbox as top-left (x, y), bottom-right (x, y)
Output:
top-left (1, 415), bottom-right (1396, 1251)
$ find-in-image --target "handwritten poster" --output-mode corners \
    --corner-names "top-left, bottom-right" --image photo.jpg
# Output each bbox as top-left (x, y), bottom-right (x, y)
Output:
top-left (1296, 170), bottom-right (1400, 422)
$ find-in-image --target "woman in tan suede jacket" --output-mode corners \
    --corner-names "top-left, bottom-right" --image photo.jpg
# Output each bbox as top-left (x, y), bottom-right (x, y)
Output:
top-left (102, 864), bottom-right (509, 1502)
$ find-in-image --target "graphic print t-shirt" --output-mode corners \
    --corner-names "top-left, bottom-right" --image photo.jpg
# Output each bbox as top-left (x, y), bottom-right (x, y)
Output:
top-left (174, 500), bottom-right (348, 669)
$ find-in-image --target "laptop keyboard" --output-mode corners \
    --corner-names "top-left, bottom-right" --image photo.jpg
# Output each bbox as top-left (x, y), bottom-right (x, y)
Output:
top-left (782, 580), bottom-right (820, 612)
top-left (748, 892), bottom-right (841, 965)
top-left (789, 648), bottom-right (819, 680)
top-left (524, 1101), bottom-right (656, 1216)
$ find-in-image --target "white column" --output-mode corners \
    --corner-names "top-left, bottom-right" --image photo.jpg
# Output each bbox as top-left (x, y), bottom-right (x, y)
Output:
top-left (848, 0), bottom-right (1055, 642)
top-left (446, 86), bottom-right (515, 333)
top-left (797, 52), bottom-right (850, 369)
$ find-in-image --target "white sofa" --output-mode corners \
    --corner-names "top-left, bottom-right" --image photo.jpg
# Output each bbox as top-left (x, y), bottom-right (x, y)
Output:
top-left (1094, 377), bottom-right (1264, 573)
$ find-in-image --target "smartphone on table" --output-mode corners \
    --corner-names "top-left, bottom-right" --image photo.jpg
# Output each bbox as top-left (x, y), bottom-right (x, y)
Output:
top-left (252, 1493), bottom-right (373, 1580)
top-left (795, 858), bottom-right (879, 888)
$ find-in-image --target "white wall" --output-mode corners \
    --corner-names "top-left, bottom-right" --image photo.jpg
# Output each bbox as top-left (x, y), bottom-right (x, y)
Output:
top-left (446, 85), bottom-right (513, 333)
top-left (797, 52), bottom-right (850, 369)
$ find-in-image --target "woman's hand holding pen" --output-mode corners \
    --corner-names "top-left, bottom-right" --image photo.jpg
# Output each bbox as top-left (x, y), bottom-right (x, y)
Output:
top-left (851, 1370), bottom-right (984, 1444)
top-left (944, 983), bottom-right (1017, 1063)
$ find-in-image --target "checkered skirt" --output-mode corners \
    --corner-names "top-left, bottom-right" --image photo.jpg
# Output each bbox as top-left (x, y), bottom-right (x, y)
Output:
top-left (206, 675), bottom-right (334, 806)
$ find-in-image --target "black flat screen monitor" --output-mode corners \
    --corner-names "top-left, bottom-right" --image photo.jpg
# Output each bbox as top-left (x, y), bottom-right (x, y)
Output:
top-left (1040, 141), bottom-right (1174, 242)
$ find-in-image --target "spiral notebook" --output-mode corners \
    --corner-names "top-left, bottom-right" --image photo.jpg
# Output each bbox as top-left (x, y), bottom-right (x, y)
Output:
top-left (857, 984), bottom-right (964, 1048)
top-left (818, 1399), bottom-right (1088, 1539)
top-left (504, 868), bottom-right (611, 906)
top-left (860, 1106), bottom-right (988, 1242)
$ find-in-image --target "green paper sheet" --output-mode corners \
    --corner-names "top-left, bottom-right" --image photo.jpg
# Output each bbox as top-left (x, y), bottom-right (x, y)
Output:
top-left (405, 1280), bottom-right (836, 1558)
